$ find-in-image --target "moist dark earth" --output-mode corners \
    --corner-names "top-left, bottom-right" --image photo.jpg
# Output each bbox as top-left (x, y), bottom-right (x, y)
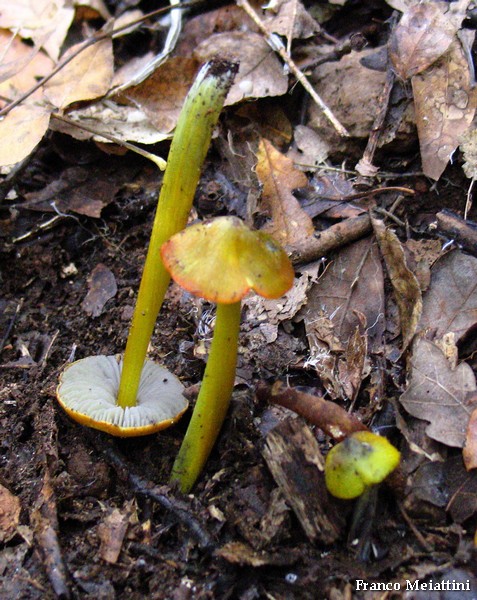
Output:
top-left (1, 1), bottom-right (477, 599)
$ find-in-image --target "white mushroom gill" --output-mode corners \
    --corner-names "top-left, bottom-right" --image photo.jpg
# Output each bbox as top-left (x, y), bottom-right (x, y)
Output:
top-left (57, 355), bottom-right (187, 430)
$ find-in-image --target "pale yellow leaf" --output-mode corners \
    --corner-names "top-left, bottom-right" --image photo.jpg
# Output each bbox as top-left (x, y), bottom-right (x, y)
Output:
top-left (0, 30), bottom-right (53, 98)
top-left (0, 0), bottom-right (74, 61)
top-left (0, 103), bottom-right (51, 166)
top-left (44, 38), bottom-right (114, 108)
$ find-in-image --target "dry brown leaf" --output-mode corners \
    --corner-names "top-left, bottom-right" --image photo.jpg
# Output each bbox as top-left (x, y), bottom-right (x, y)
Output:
top-left (255, 138), bottom-right (312, 246)
top-left (302, 237), bottom-right (385, 354)
top-left (0, 0), bottom-right (74, 61)
top-left (98, 506), bottom-right (131, 564)
top-left (119, 57), bottom-right (199, 133)
top-left (0, 103), bottom-right (51, 166)
top-left (0, 29), bottom-right (53, 89)
top-left (418, 250), bottom-right (477, 342)
top-left (337, 319), bottom-right (368, 402)
top-left (400, 338), bottom-right (477, 448)
top-left (194, 31), bottom-right (288, 105)
top-left (264, 0), bottom-right (320, 41)
top-left (24, 163), bottom-right (139, 217)
top-left (445, 454), bottom-right (477, 522)
top-left (412, 40), bottom-right (476, 180)
top-left (389, 2), bottom-right (468, 80)
top-left (308, 48), bottom-right (388, 143)
top-left (464, 396), bottom-right (477, 470)
top-left (81, 264), bottom-right (117, 318)
top-left (372, 217), bottom-right (422, 351)
top-left (44, 38), bottom-right (114, 108)
top-left (287, 124), bottom-right (330, 169)
top-left (49, 100), bottom-right (171, 145)
top-left (0, 483), bottom-right (21, 543)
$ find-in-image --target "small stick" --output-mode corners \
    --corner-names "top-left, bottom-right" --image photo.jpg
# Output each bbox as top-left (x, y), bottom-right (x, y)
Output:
top-left (236, 0), bottom-right (349, 137)
top-left (31, 470), bottom-right (71, 599)
top-left (288, 213), bottom-right (372, 265)
top-left (436, 209), bottom-right (477, 256)
top-left (256, 381), bottom-right (368, 441)
top-left (101, 444), bottom-right (214, 550)
top-left (51, 113), bottom-right (167, 170)
top-left (355, 68), bottom-right (396, 176)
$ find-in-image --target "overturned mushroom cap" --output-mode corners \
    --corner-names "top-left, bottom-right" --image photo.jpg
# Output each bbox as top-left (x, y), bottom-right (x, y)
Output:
top-left (160, 216), bottom-right (294, 303)
top-left (325, 431), bottom-right (400, 499)
top-left (56, 355), bottom-right (188, 437)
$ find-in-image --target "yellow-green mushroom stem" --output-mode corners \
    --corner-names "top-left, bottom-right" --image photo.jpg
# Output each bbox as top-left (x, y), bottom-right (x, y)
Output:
top-left (325, 431), bottom-right (400, 500)
top-left (162, 216), bottom-right (295, 493)
top-left (170, 302), bottom-right (241, 492)
top-left (117, 60), bottom-right (238, 409)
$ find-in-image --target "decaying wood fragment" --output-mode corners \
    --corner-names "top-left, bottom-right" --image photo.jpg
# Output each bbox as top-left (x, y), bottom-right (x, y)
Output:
top-left (289, 214), bottom-right (372, 265)
top-left (436, 209), bottom-right (477, 256)
top-left (262, 417), bottom-right (346, 544)
top-left (31, 469), bottom-right (71, 599)
top-left (257, 381), bottom-right (368, 441)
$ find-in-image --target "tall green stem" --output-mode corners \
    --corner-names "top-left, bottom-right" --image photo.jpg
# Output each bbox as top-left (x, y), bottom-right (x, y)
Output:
top-left (170, 302), bottom-right (241, 492)
top-left (117, 61), bottom-right (237, 408)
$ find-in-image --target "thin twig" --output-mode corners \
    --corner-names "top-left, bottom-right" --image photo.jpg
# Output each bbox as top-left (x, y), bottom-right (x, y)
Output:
top-left (100, 441), bottom-right (214, 551)
top-left (355, 67), bottom-right (396, 177)
top-left (289, 213), bottom-right (372, 265)
top-left (236, 0), bottom-right (349, 137)
top-left (51, 113), bottom-right (167, 170)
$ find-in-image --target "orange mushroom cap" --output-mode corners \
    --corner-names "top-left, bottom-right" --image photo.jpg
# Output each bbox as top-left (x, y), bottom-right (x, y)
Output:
top-left (56, 355), bottom-right (188, 437)
top-left (160, 216), bottom-right (294, 303)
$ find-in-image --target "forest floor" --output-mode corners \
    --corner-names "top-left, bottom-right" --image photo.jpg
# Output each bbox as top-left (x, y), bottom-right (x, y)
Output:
top-left (1, 0), bottom-right (477, 598)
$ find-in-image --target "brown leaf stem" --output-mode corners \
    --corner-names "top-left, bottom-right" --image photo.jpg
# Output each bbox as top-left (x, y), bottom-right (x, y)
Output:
top-left (256, 381), bottom-right (368, 441)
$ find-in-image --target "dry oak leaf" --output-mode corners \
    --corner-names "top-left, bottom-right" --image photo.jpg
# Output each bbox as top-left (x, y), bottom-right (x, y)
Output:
top-left (372, 217), bottom-right (422, 351)
top-left (412, 39), bottom-right (476, 180)
top-left (0, 103), bottom-right (51, 167)
top-left (43, 37), bottom-right (114, 109)
top-left (400, 337), bottom-right (477, 448)
top-left (255, 138), bottom-right (313, 246)
top-left (389, 1), bottom-right (470, 80)
top-left (418, 249), bottom-right (477, 342)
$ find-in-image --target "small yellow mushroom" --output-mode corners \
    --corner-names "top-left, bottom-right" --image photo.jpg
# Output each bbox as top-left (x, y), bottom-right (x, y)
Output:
top-left (325, 431), bottom-right (400, 499)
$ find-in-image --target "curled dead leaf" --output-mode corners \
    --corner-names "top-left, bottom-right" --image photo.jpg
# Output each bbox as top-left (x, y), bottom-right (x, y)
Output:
top-left (255, 138), bottom-right (313, 246)
top-left (372, 217), bottom-right (422, 351)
